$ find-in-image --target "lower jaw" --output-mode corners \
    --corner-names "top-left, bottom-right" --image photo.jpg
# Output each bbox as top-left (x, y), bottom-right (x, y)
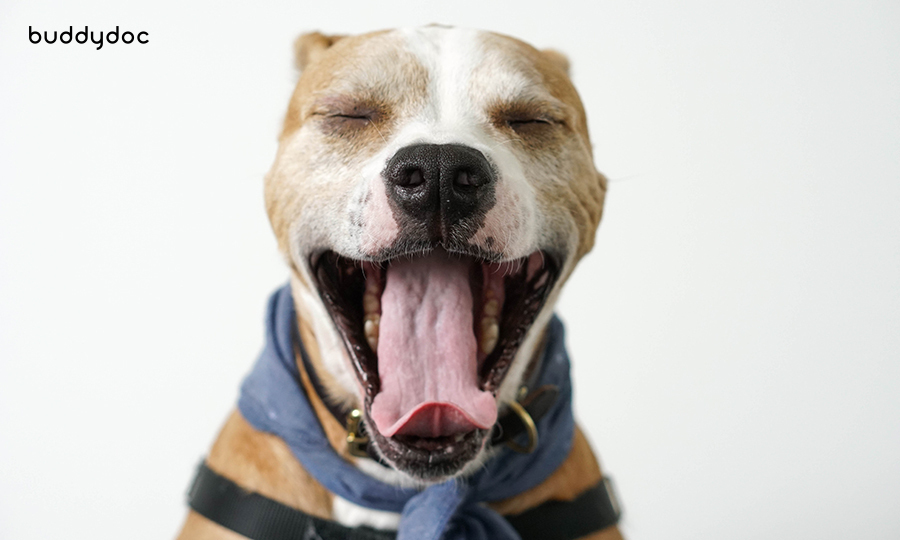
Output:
top-left (368, 423), bottom-right (490, 481)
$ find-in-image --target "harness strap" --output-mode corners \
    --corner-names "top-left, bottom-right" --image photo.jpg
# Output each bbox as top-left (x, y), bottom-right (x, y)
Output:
top-left (505, 476), bottom-right (622, 540)
top-left (188, 461), bottom-right (621, 540)
top-left (188, 461), bottom-right (394, 540)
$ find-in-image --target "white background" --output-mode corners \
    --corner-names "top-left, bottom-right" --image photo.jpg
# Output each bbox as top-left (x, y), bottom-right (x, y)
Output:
top-left (1, 1), bottom-right (898, 538)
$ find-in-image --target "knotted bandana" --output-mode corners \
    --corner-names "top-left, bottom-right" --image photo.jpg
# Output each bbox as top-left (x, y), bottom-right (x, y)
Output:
top-left (238, 285), bottom-right (575, 540)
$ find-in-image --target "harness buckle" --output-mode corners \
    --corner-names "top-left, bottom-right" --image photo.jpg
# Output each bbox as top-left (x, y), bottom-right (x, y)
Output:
top-left (345, 409), bottom-right (370, 458)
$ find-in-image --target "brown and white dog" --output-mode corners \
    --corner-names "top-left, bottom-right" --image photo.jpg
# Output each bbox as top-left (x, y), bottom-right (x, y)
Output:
top-left (178, 26), bottom-right (619, 540)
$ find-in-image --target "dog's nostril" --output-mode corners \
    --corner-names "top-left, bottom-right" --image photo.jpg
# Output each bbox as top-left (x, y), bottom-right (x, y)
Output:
top-left (396, 168), bottom-right (425, 187)
top-left (455, 170), bottom-right (473, 187)
top-left (407, 169), bottom-right (424, 187)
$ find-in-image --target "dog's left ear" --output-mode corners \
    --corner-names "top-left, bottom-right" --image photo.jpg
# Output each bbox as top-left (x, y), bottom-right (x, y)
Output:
top-left (541, 49), bottom-right (571, 76)
top-left (293, 32), bottom-right (345, 72)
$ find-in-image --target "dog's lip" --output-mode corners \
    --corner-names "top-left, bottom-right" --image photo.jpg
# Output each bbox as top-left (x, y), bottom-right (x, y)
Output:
top-left (308, 243), bottom-right (508, 267)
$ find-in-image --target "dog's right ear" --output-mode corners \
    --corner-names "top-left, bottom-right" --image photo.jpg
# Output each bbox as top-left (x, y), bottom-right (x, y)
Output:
top-left (293, 32), bottom-right (345, 72)
top-left (541, 49), bottom-right (571, 76)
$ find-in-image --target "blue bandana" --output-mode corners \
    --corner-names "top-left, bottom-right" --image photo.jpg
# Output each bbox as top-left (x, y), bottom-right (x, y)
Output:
top-left (238, 285), bottom-right (575, 540)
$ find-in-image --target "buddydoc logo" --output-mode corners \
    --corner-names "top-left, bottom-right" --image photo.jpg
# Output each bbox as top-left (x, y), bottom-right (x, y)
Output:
top-left (29, 26), bottom-right (149, 50)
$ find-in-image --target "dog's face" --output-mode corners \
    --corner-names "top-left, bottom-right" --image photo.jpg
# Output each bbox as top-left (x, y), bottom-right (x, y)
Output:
top-left (265, 27), bottom-right (605, 482)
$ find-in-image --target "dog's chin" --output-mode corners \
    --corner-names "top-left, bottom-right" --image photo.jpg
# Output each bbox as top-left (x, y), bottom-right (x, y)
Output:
top-left (368, 422), bottom-right (491, 482)
top-left (310, 244), bottom-right (559, 482)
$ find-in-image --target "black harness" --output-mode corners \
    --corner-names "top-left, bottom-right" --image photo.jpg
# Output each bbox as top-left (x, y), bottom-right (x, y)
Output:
top-left (188, 461), bottom-right (621, 540)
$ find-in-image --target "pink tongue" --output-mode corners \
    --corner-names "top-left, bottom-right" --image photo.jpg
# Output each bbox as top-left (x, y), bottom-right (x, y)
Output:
top-left (370, 251), bottom-right (497, 438)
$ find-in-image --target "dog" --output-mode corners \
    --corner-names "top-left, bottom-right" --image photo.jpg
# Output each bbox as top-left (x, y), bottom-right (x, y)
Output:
top-left (177, 26), bottom-right (621, 540)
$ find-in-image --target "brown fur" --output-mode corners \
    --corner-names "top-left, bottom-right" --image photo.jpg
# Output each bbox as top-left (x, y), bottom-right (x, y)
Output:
top-left (280, 31), bottom-right (427, 143)
top-left (541, 49), bottom-right (571, 76)
top-left (293, 32), bottom-right (346, 73)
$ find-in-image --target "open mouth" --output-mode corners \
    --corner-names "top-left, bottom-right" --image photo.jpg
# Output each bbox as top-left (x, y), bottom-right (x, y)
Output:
top-left (312, 247), bottom-right (558, 478)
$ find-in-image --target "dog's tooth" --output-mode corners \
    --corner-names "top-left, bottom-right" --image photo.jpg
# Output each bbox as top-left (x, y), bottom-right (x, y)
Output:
top-left (483, 299), bottom-right (499, 318)
top-left (480, 316), bottom-right (492, 332)
top-left (482, 334), bottom-right (498, 356)
top-left (454, 433), bottom-right (465, 443)
top-left (365, 277), bottom-right (380, 293)
top-left (480, 317), bottom-right (499, 355)
top-left (363, 292), bottom-right (380, 314)
top-left (364, 314), bottom-right (380, 335)
top-left (364, 315), bottom-right (380, 351)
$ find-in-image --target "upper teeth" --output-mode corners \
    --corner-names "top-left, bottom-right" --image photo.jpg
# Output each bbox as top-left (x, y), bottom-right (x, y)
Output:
top-left (363, 291), bottom-right (380, 314)
top-left (480, 285), bottom-right (501, 355)
top-left (483, 299), bottom-right (499, 317)
top-left (364, 314), bottom-right (380, 351)
top-left (363, 278), bottom-right (381, 351)
top-left (480, 316), bottom-right (499, 355)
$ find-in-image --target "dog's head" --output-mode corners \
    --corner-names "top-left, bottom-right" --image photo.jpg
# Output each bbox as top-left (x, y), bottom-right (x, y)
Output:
top-left (265, 27), bottom-right (605, 482)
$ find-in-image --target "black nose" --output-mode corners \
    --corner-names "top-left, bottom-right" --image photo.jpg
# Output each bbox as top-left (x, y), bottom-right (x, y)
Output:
top-left (383, 144), bottom-right (496, 239)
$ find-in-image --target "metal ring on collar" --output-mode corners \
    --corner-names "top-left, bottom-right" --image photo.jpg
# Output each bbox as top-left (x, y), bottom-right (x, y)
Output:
top-left (505, 400), bottom-right (539, 454)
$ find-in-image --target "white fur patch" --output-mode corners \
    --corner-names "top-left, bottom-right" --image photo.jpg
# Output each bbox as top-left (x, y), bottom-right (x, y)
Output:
top-left (332, 496), bottom-right (402, 530)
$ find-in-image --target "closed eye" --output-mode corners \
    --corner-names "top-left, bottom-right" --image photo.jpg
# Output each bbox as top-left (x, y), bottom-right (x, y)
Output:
top-left (507, 118), bottom-right (552, 127)
top-left (312, 109), bottom-right (378, 135)
top-left (490, 98), bottom-right (567, 134)
top-left (329, 113), bottom-right (372, 121)
top-left (505, 118), bottom-right (558, 136)
top-left (308, 96), bottom-right (384, 136)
